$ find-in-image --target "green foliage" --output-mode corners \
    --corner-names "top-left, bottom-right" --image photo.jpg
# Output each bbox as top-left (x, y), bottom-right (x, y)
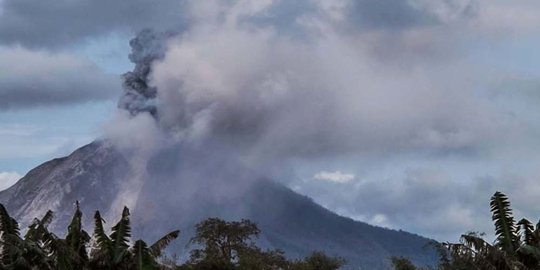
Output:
top-left (130, 231), bottom-right (181, 270)
top-left (24, 210), bottom-right (53, 243)
top-left (131, 240), bottom-right (156, 270)
top-left (186, 218), bottom-right (263, 269)
top-left (0, 204), bottom-right (341, 270)
top-left (519, 219), bottom-right (537, 246)
top-left (89, 210), bottom-right (114, 269)
top-left (63, 201), bottom-right (91, 269)
top-left (291, 251), bottom-right (345, 270)
top-left (0, 204), bottom-right (52, 269)
top-left (391, 256), bottom-right (417, 270)
top-left (490, 191), bottom-right (519, 255)
top-left (110, 206), bottom-right (132, 266)
top-left (150, 230), bottom-right (180, 258)
top-left (0, 203), bottom-right (181, 270)
top-left (0, 204), bottom-right (22, 266)
top-left (184, 218), bottom-right (343, 270)
top-left (425, 191), bottom-right (540, 270)
top-left (188, 218), bottom-right (260, 265)
top-left (236, 248), bottom-right (290, 270)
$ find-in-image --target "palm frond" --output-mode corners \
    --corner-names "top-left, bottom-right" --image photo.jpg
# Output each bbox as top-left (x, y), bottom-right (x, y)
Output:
top-left (490, 191), bottom-right (519, 254)
top-left (110, 206), bottom-right (132, 264)
top-left (518, 218), bottom-right (536, 246)
top-left (0, 204), bottom-right (20, 236)
top-left (461, 233), bottom-right (493, 252)
top-left (40, 210), bottom-right (54, 228)
top-left (65, 201), bottom-right (90, 265)
top-left (93, 210), bottom-right (111, 251)
top-left (132, 240), bottom-right (156, 270)
top-left (150, 230), bottom-right (180, 258)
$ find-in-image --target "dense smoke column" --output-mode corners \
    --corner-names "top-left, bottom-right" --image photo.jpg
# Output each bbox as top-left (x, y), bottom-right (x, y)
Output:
top-left (118, 29), bottom-right (173, 117)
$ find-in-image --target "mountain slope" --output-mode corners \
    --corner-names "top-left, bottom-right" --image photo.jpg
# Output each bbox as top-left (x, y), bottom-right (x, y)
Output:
top-left (0, 141), bottom-right (437, 269)
top-left (0, 142), bottom-right (129, 232)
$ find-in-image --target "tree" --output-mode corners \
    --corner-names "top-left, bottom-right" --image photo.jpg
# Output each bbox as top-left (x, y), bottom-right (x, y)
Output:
top-left (292, 251), bottom-right (345, 270)
top-left (187, 218), bottom-right (260, 268)
top-left (0, 203), bottom-right (180, 270)
top-left (89, 207), bottom-right (180, 270)
top-left (430, 191), bottom-right (540, 270)
top-left (391, 256), bottom-right (417, 270)
top-left (63, 201), bottom-right (91, 269)
top-left (38, 202), bottom-right (92, 270)
top-left (0, 204), bottom-right (342, 270)
top-left (185, 218), bottom-right (343, 270)
top-left (236, 248), bottom-right (290, 270)
top-left (0, 204), bottom-right (51, 269)
top-left (490, 191), bottom-right (519, 255)
top-left (130, 230), bottom-right (180, 270)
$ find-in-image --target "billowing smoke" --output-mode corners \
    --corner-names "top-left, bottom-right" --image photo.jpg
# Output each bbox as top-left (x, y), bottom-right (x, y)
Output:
top-left (118, 29), bottom-right (170, 116)
top-left (106, 0), bottom-right (519, 240)
top-left (116, 0), bottom-right (492, 161)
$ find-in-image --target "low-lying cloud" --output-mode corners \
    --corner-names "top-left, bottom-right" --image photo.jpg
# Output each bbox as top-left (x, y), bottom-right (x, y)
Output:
top-left (314, 171), bottom-right (355, 183)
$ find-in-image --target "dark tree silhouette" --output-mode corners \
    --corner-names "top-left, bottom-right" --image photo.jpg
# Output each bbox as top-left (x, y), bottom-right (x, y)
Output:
top-left (0, 204), bottom-right (341, 270)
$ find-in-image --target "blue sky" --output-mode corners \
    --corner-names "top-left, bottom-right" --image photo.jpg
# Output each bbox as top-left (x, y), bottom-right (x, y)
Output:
top-left (1, 0), bottom-right (540, 241)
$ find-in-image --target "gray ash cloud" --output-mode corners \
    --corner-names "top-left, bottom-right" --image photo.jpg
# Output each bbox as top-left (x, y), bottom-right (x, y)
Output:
top-left (118, 30), bottom-right (172, 116)
top-left (105, 0), bottom-right (533, 242)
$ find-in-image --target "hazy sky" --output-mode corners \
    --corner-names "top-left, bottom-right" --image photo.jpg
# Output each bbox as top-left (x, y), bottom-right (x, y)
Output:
top-left (1, 0), bottom-right (540, 242)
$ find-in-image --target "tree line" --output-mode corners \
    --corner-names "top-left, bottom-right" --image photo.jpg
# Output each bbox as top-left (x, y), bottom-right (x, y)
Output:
top-left (10, 191), bottom-right (533, 270)
top-left (393, 191), bottom-right (540, 270)
top-left (0, 202), bottom-right (343, 270)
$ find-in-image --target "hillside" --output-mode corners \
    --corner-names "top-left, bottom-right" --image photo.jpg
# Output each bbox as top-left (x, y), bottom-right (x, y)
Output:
top-left (0, 141), bottom-right (437, 269)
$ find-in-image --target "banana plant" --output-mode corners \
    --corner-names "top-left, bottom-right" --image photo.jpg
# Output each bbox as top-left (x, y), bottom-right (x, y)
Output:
top-left (130, 229), bottom-right (179, 270)
top-left (490, 191), bottom-right (519, 255)
top-left (0, 204), bottom-right (51, 270)
top-left (90, 207), bottom-right (180, 270)
top-left (90, 207), bottom-right (132, 269)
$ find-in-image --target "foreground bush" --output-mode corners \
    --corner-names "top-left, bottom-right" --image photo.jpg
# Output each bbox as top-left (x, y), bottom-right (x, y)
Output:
top-left (0, 202), bottom-right (179, 270)
top-left (0, 203), bottom-right (343, 270)
top-left (393, 191), bottom-right (540, 270)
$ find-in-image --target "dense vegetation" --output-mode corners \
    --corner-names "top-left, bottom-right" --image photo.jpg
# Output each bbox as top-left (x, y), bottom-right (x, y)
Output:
top-left (11, 191), bottom-right (529, 269)
top-left (393, 191), bottom-right (540, 270)
top-left (0, 202), bottom-right (343, 270)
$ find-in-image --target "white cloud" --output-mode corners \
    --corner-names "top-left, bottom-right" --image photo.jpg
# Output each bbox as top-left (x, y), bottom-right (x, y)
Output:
top-left (370, 213), bottom-right (390, 227)
top-left (0, 171), bottom-right (21, 191)
top-left (314, 170), bottom-right (355, 183)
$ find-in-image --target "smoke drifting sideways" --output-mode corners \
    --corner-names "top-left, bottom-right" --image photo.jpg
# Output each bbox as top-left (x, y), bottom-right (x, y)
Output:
top-left (104, 0), bottom-right (513, 224)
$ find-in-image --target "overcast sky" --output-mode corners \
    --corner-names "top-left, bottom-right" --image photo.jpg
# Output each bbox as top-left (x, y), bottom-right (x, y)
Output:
top-left (1, 0), bottom-right (540, 242)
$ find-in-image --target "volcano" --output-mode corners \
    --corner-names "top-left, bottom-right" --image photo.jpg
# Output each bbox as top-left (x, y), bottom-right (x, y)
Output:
top-left (0, 141), bottom-right (437, 269)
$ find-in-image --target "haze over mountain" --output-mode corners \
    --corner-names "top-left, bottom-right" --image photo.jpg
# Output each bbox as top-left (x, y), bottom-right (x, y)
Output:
top-left (0, 141), bottom-right (437, 269)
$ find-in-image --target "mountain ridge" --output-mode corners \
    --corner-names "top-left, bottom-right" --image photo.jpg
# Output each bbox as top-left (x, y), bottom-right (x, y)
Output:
top-left (0, 141), bottom-right (437, 269)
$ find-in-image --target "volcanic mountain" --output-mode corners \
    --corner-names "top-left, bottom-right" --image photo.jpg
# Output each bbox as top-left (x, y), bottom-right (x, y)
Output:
top-left (0, 141), bottom-right (437, 269)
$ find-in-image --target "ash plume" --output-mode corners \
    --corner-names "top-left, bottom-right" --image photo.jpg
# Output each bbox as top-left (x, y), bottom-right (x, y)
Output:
top-left (106, 0), bottom-right (519, 240)
top-left (118, 29), bottom-right (171, 116)
top-left (115, 0), bottom-right (491, 163)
